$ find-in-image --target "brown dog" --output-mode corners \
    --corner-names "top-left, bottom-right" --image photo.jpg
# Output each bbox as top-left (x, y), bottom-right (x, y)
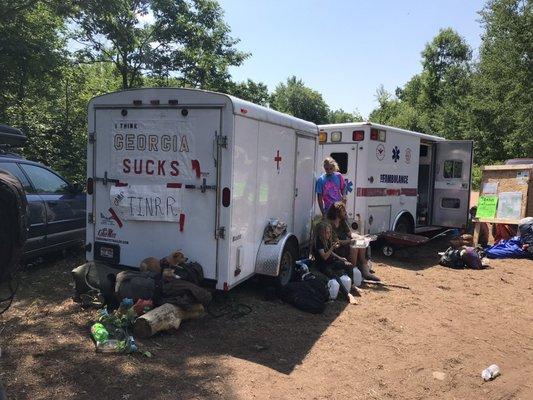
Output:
top-left (139, 250), bottom-right (188, 276)
top-left (163, 250), bottom-right (188, 267)
top-left (139, 256), bottom-right (161, 274)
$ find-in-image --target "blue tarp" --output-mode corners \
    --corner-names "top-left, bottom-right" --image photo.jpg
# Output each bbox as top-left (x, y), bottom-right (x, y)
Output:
top-left (485, 237), bottom-right (532, 259)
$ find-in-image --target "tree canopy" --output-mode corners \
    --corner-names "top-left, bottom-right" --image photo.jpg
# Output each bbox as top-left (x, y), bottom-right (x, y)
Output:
top-left (270, 76), bottom-right (330, 124)
top-left (72, 0), bottom-right (249, 90)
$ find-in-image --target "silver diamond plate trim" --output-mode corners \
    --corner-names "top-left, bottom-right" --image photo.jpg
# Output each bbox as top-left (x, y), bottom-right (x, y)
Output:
top-left (254, 233), bottom-right (294, 277)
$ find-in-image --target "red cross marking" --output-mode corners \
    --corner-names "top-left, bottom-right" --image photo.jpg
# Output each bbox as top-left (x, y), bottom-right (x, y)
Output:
top-left (274, 150), bottom-right (282, 170)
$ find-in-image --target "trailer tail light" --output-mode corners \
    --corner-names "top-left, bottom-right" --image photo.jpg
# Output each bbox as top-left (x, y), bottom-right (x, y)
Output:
top-left (331, 131), bottom-right (342, 142)
top-left (370, 128), bottom-right (386, 142)
top-left (87, 177), bottom-right (94, 195)
top-left (352, 130), bottom-right (364, 141)
top-left (222, 187), bottom-right (231, 207)
top-left (319, 131), bottom-right (327, 143)
top-left (133, 100), bottom-right (142, 106)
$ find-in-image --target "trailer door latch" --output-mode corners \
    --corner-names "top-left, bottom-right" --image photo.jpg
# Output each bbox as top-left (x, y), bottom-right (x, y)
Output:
top-left (216, 226), bottom-right (226, 239)
top-left (216, 135), bottom-right (228, 148)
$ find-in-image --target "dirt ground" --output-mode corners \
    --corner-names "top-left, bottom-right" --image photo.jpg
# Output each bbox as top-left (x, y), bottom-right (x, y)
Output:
top-left (1, 241), bottom-right (532, 400)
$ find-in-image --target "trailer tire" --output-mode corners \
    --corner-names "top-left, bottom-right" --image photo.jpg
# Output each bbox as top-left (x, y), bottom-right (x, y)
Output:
top-left (394, 214), bottom-right (414, 234)
top-left (381, 244), bottom-right (394, 257)
top-left (276, 242), bottom-right (298, 287)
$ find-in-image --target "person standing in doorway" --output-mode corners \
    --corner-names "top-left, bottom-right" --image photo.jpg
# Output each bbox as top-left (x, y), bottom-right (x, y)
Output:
top-left (316, 157), bottom-right (346, 216)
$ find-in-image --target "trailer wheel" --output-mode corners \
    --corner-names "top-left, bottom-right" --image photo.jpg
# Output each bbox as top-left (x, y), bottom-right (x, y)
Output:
top-left (381, 244), bottom-right (394, 257)
top-left (276, 243), bottom-right (297, 287)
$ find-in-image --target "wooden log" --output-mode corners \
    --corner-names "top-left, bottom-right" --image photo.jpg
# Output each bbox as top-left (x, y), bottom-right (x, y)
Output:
top-left (134, 303), bottom-right (204, 338)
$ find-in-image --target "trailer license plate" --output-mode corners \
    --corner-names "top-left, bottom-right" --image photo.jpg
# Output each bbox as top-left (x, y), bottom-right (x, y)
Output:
top-left (100, 247), bottom-right (114, 258)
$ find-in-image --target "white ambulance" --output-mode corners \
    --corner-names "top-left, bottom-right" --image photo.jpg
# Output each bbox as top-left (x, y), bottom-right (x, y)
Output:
top-left (86, 88), bottom-right (318, 290)
top-left (317, 122), bottom-right (473, 235)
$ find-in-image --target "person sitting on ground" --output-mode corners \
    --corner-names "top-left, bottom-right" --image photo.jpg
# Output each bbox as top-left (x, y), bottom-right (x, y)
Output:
top-left (312, 221), bottom-right (361, 287)
top-left (326, 201), bottom-right (380, 282)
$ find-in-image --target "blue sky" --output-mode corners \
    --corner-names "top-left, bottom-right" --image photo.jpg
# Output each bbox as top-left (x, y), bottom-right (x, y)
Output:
top-left (218, 0), bottom-right (487, 118)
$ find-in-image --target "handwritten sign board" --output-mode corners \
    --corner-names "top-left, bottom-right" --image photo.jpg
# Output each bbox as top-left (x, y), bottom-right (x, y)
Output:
top-left (496, 192), bottom-right (522, 220)
top-left (476, 195), bottom-right (498, 219)
top-left (110, 185), bottom-right (182, 222)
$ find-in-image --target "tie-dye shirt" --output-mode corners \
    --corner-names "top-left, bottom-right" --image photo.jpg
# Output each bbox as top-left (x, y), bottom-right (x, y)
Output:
top-left (315, 172), bottom-right (345, 212)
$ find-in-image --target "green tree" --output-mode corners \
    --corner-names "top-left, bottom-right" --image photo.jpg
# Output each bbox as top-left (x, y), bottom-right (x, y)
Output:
top-left (327, 108), bottom-right (363, 124)
top-left (370, 29), bottom-right (473, 140)
top-left (226, 79), bottom-right (269, 106)
top-left (72, 0), bottom-right (248, 89)
top-left (468, 0), bottom-right (533, 163)
top-left (270, 76), bottom-right (329, 124)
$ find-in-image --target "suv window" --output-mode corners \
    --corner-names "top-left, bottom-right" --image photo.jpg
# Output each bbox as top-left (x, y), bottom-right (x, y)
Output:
top-left (19, 164), bottom-right (69, 194)
top-left (0, 161), bottom-right (34, 193)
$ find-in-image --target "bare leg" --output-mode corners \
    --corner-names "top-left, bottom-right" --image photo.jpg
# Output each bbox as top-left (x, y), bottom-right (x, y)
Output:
top-left (356, 248), bottom-right (380, 281)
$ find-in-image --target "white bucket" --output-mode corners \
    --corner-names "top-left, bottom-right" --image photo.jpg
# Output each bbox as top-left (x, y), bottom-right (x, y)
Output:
top-left (352, 267), bottom-right (363, 287)
top-left (327, 279), bottom-right (340, 300)
top-left (339, 275), bottom-right (352, 292)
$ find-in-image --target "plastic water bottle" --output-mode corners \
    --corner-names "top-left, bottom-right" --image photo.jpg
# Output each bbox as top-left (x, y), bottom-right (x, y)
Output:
top-left (481, 364), bottom-right (500, 381)
top-left (339, 275), bottom-right (351, 292)
top-left (91, 323), bottom-right (109, 343)
top-left (96, 339), bottom-right (122, 353)
top-left (352, 267), bottom-right (363, 287)
top-left (327, 279), bottom-right (340, 300)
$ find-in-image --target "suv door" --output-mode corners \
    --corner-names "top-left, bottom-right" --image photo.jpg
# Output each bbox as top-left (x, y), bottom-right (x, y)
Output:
top-left (0, 161), bottom-right (47, 254)
top-left (19, 163), bottom-right (85, 249)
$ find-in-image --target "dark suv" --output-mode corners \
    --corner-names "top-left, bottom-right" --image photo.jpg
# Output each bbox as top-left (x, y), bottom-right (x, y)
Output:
top-left (0, 125), bottom-right (86, 259)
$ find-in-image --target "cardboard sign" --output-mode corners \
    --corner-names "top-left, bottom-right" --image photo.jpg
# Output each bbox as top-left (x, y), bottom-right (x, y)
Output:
top-left (476, 195), bottom-right (498, 219)
top-left (110, 185), bottom-right (182, 222)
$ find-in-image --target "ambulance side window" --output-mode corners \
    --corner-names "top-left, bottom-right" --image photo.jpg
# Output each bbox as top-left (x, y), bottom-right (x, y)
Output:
top-left (330, 153), bottom-right (348, 174)
top-left (443, 160), bottom-right (463, 179)
top-left (441, 198), bottom-right (461, 209)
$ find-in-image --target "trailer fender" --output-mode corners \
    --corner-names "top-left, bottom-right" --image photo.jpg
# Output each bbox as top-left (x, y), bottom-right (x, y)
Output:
top-left (254, 233), bottom-right (298, 279)
top-left (392, 211), bottom-right (414, 233)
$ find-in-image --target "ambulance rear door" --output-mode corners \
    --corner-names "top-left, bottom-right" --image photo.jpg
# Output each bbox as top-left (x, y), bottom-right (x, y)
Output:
top-left (432, 140), bottom-right (473, 228)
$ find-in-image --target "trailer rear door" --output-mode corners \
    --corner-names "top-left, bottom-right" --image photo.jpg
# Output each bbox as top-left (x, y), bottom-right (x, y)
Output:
top-left (91, 106), bottom-right (220, 279)
top-left (432, 140), bottom-right (473, 228)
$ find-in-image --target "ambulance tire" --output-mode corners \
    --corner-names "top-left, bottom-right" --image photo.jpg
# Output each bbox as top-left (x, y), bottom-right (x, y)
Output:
top-left (276, 242), bottom-right (298, 287)
top-left (394, 214), bottom-right (414, 234)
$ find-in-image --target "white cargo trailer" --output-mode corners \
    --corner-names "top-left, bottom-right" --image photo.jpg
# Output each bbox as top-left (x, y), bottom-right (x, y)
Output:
top-left (86, 88), bottom-right (318, 290)
top-left (317, 122), bottom-right (473, 235)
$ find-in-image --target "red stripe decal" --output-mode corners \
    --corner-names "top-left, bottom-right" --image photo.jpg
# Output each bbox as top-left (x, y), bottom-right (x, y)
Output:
top-left (401, 188), bottom-right (418, 196)
top-left (108, 207), bottom-right (123, 228)
top-left (115, 181), bottom-right (128, 187)
top-left (357, 187), bottom-right (418, 197)
top-left (179, 213), bottom-right (185, 232)
top-left (191, 159), bottom-right (201, 179)
top-left (357, 188), bottom-right (385, 197)
top-left (166, 183), bottom-right (182, 188)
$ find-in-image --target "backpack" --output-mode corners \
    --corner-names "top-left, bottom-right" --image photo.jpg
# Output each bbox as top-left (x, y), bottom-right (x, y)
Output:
top-left (71, 262), bottom-right (122, 309)
top-left (115, 270), bottom-right (158, 302)
top-left (279, 277), bottom-right (329, 314)
top-left (439, 247), bottom-right (464, 269)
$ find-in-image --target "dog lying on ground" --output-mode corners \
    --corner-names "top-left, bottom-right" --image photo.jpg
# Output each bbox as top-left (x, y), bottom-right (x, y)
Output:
top-left (139, 250), bottom-right (188, 281)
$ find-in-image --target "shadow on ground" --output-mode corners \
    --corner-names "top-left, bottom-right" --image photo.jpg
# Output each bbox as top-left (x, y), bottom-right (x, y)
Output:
top-left (0, 251), bottom-right (347, 399)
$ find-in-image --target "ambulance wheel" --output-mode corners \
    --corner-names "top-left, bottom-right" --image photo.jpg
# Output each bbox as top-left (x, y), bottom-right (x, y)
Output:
top-left (381, 244), bottom-right (394, 257)
top-left (276, 243), bottom-right (297, 287)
